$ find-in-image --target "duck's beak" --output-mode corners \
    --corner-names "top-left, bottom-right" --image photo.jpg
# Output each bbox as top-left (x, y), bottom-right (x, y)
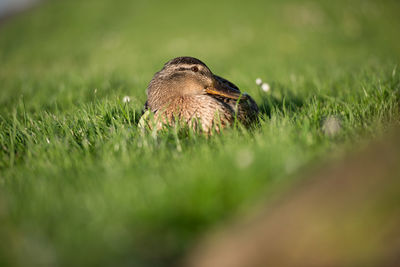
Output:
top-left (205, 80), bottom-right (244, 100)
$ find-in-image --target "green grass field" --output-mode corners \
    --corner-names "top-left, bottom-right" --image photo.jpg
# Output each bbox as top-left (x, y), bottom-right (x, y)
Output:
top-left (0, 0), bottom-right (399, 266)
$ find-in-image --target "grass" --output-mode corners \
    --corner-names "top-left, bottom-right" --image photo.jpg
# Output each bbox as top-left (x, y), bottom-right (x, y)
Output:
top-left (0, 0), bottom-right (399, 266)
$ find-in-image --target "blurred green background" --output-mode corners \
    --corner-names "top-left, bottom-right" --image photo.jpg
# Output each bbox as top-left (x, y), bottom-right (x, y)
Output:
top-left (0, 0), bottom-right (399, 266)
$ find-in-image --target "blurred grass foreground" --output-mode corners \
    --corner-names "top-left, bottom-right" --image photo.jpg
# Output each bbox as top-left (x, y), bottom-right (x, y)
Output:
top-left (0, 0), bottom-right (400, 266)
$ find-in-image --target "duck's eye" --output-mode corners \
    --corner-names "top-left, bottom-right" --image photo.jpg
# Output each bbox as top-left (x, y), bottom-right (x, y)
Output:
top-left (191, 66), bottom-right (199, 72)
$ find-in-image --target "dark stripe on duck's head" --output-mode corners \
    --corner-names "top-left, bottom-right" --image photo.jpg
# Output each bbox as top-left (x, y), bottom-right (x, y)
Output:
top-left (164, 57), bottom-right (208, 68)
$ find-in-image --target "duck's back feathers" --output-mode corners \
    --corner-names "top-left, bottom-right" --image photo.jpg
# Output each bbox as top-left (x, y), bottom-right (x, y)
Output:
top-left (212, 75), bottom-right (259, 126)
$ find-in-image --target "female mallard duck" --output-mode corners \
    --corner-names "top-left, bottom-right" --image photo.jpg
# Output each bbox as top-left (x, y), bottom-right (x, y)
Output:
top-left (141, 56), bottom-right (259, 132)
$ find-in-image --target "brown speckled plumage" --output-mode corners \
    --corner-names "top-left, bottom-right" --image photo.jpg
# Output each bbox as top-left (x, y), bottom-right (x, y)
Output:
top-left (142, 56), bottom-right (259, 132)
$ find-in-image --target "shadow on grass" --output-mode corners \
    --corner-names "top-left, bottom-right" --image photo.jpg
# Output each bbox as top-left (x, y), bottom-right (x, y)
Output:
top-left (257, 84), bottom-right (305, 118)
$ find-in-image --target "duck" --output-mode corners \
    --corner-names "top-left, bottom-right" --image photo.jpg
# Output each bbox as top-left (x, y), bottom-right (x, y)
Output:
top-left (141, 56), bottom-right (259, 133)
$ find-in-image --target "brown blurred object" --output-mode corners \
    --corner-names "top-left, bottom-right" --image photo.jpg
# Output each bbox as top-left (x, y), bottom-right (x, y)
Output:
top-left (185, 130), bottom-right (400, 267)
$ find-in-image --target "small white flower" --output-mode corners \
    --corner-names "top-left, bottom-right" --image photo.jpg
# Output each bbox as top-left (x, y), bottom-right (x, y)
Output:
top-left (255, 78), bottom-right (263, 85)
top-left (46, 138), bottom-right (50, 144)
top-left (261, 83), bottom-right (270, 92)
top-left (122, 96), bottom-right (131, 103)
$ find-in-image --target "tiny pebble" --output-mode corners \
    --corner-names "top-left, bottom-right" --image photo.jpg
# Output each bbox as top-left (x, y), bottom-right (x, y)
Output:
top-left (322, 116), bottom-right (341, 137)
top-left (236, 148), bottom-right (254, 169)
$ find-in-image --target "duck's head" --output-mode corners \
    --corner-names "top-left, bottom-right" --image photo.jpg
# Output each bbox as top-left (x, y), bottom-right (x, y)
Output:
top-left (146, 56), bottom-right (242, 110)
